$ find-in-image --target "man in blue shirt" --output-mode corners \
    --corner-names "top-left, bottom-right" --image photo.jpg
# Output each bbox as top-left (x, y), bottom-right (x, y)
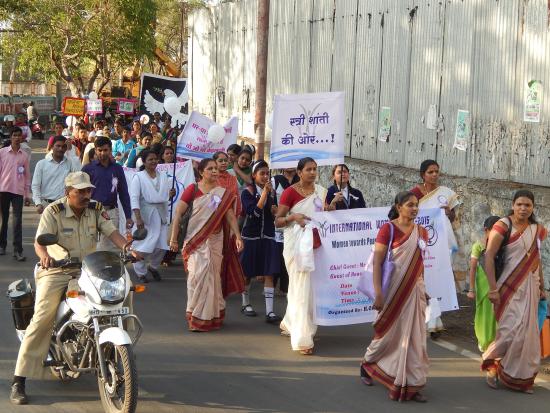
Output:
top-left (82, 136), bottom-right (133, 251)
top-left (112, 128), bottom-right (136, 165)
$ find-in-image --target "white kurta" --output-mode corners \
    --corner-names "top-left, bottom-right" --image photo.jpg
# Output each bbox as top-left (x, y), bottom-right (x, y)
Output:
top-left (129, 170), bottom-right (170, 253)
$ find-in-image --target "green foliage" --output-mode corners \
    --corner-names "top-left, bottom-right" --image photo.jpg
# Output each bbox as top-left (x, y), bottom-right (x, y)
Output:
top-left (0, 0), bottom-right (157, 95)
top-left (153, 0), bottom-right (205, 70)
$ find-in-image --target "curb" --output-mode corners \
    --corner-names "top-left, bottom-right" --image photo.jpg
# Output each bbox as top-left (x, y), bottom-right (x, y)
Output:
top-left (433, 339), bottom-right (550, 391)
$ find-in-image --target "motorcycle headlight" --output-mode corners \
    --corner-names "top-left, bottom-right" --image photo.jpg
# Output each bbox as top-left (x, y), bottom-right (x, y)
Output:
top-left (89, 275), bottom-right (126, 304)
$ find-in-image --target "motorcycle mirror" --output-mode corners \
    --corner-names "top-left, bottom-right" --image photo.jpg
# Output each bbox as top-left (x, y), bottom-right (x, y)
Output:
top-left (132, 228), bottom-right (148, 241)
top-left (36, 233), bottom-right (59, 246)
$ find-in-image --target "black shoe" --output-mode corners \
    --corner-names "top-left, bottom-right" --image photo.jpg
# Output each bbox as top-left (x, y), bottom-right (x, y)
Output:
top-left (265, 312), bottom-right (282, 324)
top-left (241, 305), bottom-right (257, 317)
top-left (10, 383), bottom-right (28, 405)
top-left (0, 247), bottom-right (6, 255)
top-left (137, 275), bottom-right (149, 284)
top-left (430, 331), bottom-right (441, 340)
top-left (13, 252), bottom-right (26, 262)
top-left (148, 266), bottom-right (162, 281)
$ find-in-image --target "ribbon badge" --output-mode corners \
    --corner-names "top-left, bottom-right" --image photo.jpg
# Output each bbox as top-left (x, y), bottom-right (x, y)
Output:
top-left (208, 194), bottom-right (222, 210)
top-left (437, 195), bottom-right (448, 207)
top-left (313, 197), bottom-right (323, 212)
top-left (111, 176), bottom-right (118, 193)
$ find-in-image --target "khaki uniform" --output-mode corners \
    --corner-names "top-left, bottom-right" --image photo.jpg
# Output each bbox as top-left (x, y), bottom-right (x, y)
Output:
top-left (15, 197), bottom-right (117, 378)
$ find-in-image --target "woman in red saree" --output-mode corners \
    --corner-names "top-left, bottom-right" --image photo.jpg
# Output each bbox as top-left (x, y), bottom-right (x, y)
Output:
top-left (360, 191), bottom-right (430, 402)
top-left (213, 151), bottom-right (246, 296)
top-left (481, 189), bottom-right (547, 393)
top-left (169, 158), bottom-right (243, 331)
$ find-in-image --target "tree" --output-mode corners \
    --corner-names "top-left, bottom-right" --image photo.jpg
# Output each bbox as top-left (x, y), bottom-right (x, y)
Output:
top-left (0, 0), bottom-right (157, 96)
top-left (152, 0), bottom-right (205, 76)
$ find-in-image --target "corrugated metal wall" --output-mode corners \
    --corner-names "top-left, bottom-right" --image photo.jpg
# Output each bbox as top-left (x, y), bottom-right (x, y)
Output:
top-left (189, 0), bottom-right (550, 186)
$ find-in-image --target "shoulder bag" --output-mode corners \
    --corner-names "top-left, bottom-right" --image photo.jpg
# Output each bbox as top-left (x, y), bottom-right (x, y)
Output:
top-left (177, 184), bottom-right (198, 247)
top-left (357, 223), bottom-right (396, 300)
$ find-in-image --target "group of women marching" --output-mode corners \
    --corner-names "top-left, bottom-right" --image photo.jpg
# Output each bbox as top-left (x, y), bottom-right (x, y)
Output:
top-left (129, 143), bottom-right (547, 403)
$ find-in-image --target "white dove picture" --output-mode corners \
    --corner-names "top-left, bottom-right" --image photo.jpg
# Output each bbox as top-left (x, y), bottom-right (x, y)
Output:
top-left (143, 83), bottom-right (189, 127)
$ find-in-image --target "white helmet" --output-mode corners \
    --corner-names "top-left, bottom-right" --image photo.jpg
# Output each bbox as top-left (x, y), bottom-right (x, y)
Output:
top-left (3, 115), bottom-right (15, 122)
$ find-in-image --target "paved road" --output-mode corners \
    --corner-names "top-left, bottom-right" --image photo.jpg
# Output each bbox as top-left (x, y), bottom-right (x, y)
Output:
top-left (0, 141), bottom-right (549, 412)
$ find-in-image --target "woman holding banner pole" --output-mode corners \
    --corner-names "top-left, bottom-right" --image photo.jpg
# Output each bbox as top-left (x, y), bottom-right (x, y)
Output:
top-left (130, 150), bottom-right (175, 282)
top-left (410, 159), bottom-right (460, 339)
top-left (360, 191), bottom-right (429, 402)
top-left (275, 157), bottom-right (327, 355)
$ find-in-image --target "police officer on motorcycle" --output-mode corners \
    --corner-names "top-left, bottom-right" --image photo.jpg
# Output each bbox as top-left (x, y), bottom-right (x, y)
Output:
top-left (10, 171), bottom-right (142, 405)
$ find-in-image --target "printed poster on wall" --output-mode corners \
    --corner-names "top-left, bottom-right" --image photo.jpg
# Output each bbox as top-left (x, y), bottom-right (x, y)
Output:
top-left (140, 72), bottom-right (188, 127)
top-left (310, 208), bottom-right (458, 326)
top-left (524, 80), bottom-right (542, 123)
top-left (176, 111), bottom-right (238, 161)
top-left (378, 106), bottom-right (391, 142)
top-left (117, 161), bottom-right (195, 234)
top-left (453, 109), bottom-right (469, 151)
top-left (270, 91), bottom-right (345, 169)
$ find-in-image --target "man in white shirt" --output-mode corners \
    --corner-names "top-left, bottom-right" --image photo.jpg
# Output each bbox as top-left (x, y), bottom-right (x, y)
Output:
top-left (31, 135), bottom-right (79, 213)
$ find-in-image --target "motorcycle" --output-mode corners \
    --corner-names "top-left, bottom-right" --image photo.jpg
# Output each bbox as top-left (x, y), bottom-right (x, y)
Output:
top-left (7, 229), bottom-right (147, 413)
top-left (30, 119), bottom-right (44, 140)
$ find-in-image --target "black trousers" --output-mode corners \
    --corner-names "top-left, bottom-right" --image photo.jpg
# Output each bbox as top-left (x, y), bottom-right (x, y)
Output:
top-left (0, 192), bottom-right (23, 253)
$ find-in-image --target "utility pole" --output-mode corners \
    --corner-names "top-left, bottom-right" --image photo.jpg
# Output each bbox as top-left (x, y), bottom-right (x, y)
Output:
top-left (254, 0), bottom-right (269, 160)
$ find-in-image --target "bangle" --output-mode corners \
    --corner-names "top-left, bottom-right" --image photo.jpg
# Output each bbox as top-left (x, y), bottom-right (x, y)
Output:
top-left (468, 289), bottom-right (474, 293)
top-left (489, 289), bottom-right (499, 294)
top-left (170, 240), bottom-right (178, 243)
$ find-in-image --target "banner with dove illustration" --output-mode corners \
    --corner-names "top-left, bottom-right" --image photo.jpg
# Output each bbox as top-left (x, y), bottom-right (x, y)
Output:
top-left (175, 111), bottom-right (239, 161)
top-left (309, 208), bottom-right (458, 326)
top-left (117, 161), bottom-right (195, 234)
top-left (270, 91), bottom-right (345, 169)
top-left (139, 73), bottom-right (189, 127)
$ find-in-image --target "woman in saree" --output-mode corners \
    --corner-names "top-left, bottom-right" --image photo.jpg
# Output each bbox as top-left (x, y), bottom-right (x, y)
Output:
top-left (213, 151), bottom-right (246, 296)
top-left (169, 158), bottom-right (244, 332)
top-left (481, 189), bottom-right (547, 393)
top-left (410, 159), bottom-right (460, 338)
top-left (360, 191), bottom-right (429, 402)
top-left (274, 157), bottom-right (327, 355)
top-left (130, 150), bottom-right (175, 282)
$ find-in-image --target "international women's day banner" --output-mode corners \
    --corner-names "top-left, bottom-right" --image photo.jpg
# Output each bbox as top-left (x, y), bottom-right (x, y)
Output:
top-left (270, 91), bottom-right (345, 169)
top-left (117, 161), bottom-right (195, 234)
top-left (176, 111), bottom-right (238, 161)
top-left (310, 208), bottom-right (458, 326)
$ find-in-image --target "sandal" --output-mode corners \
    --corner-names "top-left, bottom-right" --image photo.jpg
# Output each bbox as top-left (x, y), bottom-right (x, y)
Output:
top-left (486, 372), bottom-right (498, 389)
top-left (241, 305), bottom-right (257, 317)
top-left (280, 329), bottom-right (290, 337)
top-left (299, 348), bottom-right (314, 355)
top-left (360, 364), bottom-right (373, 386)
top-left (265, 312), bottom-right (282, 324)
top-left (412, 392), bottom-right (428, 403)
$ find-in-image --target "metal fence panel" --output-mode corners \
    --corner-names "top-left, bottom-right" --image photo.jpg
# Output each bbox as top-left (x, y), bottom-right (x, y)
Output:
top-left (351, 0), bottom-right (385, 162)
top-left (190, 0), bottom-right (550, 187)
top-left (331, 0), bottom-right (358, 156)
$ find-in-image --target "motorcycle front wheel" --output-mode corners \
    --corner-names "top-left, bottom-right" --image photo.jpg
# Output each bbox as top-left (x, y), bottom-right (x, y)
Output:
top-left (98, 344), bottom-right (138, 413)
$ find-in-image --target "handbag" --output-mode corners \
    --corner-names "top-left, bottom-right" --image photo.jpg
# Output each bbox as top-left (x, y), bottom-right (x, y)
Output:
top-left (357, 223), bottom-right (395, 300)
top-left (494, 216), bottom-right (512, 280)
top-left (177, 184), bottom-right (198, 247)
top-left (312, 227), bottom-right (322, 249)
top-left (295, 225), bottom-right (315, 272)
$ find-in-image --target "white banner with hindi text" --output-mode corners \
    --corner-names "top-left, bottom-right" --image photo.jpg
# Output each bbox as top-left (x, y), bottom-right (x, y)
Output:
top-left (270, 91), bottom-right (345, 169)
top-left (176, 111), bottom-right (238, 161)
